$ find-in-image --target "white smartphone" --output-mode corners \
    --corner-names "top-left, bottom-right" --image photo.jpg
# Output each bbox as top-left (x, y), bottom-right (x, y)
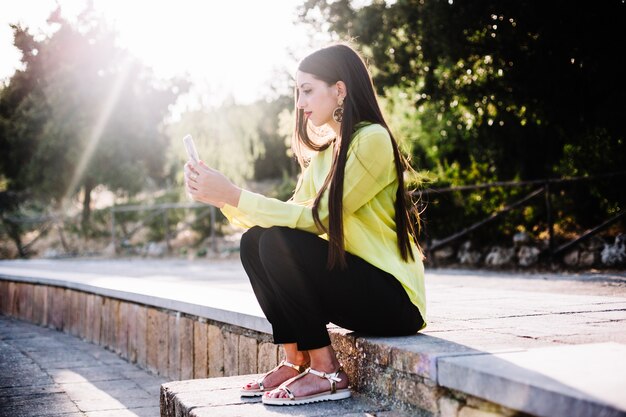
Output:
top-left (183, 134), bottom-right (200, 164)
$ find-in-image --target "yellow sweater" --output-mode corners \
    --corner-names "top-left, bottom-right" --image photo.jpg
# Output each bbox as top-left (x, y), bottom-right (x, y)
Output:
top-left (221, 123), bottom-right (426, 326)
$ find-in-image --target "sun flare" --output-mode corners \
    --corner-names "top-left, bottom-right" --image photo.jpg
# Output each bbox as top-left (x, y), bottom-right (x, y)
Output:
top-left (1, 0), bottom-right (326, 104)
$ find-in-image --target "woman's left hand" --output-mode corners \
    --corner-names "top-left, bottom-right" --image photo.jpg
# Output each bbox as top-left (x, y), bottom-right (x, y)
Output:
top-left (184, 161), bottom-right (241, 208)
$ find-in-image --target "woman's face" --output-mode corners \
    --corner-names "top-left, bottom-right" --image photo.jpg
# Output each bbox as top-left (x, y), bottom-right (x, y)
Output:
top-left (296, 71), bottom-right (341, 128)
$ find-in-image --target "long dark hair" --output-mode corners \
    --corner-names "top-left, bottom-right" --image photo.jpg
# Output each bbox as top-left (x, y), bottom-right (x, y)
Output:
top-left (293, 43), bottom-right (421, 269)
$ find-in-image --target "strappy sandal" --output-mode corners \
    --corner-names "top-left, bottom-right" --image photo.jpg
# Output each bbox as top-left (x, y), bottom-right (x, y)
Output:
top-left (261, 366), bottom-right (351, 406)
top-left (240, 360), bottom-right (308, 397)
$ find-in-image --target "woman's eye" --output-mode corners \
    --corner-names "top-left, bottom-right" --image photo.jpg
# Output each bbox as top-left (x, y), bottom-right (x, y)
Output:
top-left (303, 90), bottom-right (312, 95)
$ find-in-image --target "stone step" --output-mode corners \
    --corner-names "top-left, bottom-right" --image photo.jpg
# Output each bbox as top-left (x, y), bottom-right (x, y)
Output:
top-left (160, 374), bottom-right (407, 417)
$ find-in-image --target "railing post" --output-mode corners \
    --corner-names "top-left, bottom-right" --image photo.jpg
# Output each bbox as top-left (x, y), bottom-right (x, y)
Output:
top-left (545, 182), bottom-right (554, 258)
top-left (210, 206), bottom-right (216, 253)
top-left (164, 209), bottom-right (171, 254)
top-left (111, 208), bottom-right (116, 255)
top-left (419, 200), bottom-right (433, 265)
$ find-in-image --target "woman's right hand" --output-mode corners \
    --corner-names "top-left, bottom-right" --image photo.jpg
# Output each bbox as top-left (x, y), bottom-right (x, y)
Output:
top-left (184, 161), bottom-right (241, 208)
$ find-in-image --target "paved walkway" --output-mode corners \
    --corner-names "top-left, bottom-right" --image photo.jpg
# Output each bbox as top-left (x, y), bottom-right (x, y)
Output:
top-left (0, 315), bottom-right (167, 417)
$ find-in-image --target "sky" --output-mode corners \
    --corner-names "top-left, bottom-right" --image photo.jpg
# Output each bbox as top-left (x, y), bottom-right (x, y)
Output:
top-left (0, 0), bottom-right (332, 107)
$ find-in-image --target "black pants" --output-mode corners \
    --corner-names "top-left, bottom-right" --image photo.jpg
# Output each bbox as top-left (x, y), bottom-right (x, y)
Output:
top-left (240, 226), bottom-right (424, 350)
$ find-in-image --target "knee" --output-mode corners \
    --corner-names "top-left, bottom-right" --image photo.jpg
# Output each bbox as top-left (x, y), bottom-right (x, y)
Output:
top-left (240, 226), bottom-right (266, 262)
top-left (258, 227), bottom-right (292, 262)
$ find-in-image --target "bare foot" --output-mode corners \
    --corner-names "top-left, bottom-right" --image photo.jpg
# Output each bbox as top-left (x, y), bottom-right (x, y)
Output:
top-left (243, 362), bottom-right (307, 392)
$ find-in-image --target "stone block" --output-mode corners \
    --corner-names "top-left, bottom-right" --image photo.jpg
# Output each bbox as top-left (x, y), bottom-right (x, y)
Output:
top-left (17, 283), bottom-right (34, 321)
top-left (100, 297), bottom-right (111, 348)
top-left (357, 366), bottom-right (392, 398)
top-left (439, 397), bottom-right (461, 417)
top-left (0, 280), bottom-right (10, 315)
top-left (207, 324), bottom-right (224, 377)
top-left (134, 305), bottom-right (148, 367)
top-left (31, 285), bottom-right (46, 325)
top-left (147, 308), bottom-right (169, 377)
top-left (356, 337), bottom-right (391, 367)
top-left (70, 290), bottom-right (80, 336)
top-left (118, 301), bottom-right (131, 358)
top-left (107, 297), bottom-right (118, 349)
top-left (356, 333), bottom-right (481, 382)
top-left (126, 302), bottom-right (137, 362)
top-left (238, 335), bottom-right (258, 375)
top-left (330, 329), bottom-right (359, 379)
top-left (156, 311), bottom-right (170, 377)
top-left (161, 374), bottom-right (384, 417)
top-left (48, 286), bottom-right (65, 330)
top-left (438, 343), bottom-right (626, 417)
top-left (458, 407), bottom-right (502, 417)
top-left (62, 288), bottom-right (72, 333)
top-left (257, 342), bottom-right (278, 372)
top-left (7, 281), bottom-right (18, 316)
top-left (110, 298), bottom-right (121, 352)
top-left (180, 316), bottom-right (194, 380)
top-left (168, 314), bottom-right (181, 380)
top-left (208, 324), bottom-right (224, 378)
top-left (146, 308), bottom-right (159, 374)
top-left (10, 281), bottom-right (20, 317)
top-left (394, 375), bottom-right (439, 413)
top-left (193, 320), bottom-right (208, 379)
top-left (0, 280), bottom-right (7, 314)
top-left (77, 291), bottom-right (87, 340)
top-left (85, 294), bottom-right (95, 342)
top-left (91, 295), bottom-right (103, 345)
top-left (223, 330), bottom-right (239, 376)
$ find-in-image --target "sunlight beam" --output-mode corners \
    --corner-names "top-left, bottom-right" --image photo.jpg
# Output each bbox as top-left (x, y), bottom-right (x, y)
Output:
top-left (61, 57), bottom-right (133, 211)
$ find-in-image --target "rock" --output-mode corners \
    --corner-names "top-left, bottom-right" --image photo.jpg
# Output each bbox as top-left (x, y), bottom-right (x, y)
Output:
top-left (578, 250), bottom-right (597, 267)
top-left (145, 241), bottom-right (167, 257)
top-left (433, 246), bottom-right (455, 261)
top-left (42, 249), bottom-right (61, 258)
top-left (513, 232), bottom-right (530, 246)
top-left (457, 241), bottom-right (482, 265)
top-left (485, 246), bottom-right (515, 266)
top-left (563, 249), bottom-right (579, 266)
top-left (170, 229), bottom-right (200, 248)
top-left (517, 245), bottom-right (540, 267)
top-left (586, 236), bottom-right (605, 252)
top-left (102, 243), bottom-right (116, 257)
top-left (601, 234), bottom-right (626, 266)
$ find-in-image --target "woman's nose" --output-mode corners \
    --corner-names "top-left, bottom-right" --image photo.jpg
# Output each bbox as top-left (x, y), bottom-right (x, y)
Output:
top-left (296, 95), bottom-right (306, 109)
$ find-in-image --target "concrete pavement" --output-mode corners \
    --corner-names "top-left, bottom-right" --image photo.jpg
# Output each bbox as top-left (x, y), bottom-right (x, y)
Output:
top-left (0, 315), bottom-right (167, 417)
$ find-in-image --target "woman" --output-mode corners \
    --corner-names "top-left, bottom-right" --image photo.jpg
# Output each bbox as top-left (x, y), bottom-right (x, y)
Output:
top-left (184, 43), bottom-right (426, 406)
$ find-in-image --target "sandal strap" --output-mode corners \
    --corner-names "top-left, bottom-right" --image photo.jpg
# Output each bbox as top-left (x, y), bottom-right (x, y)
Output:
top-left (256, 360), bottom-right (308, 388)
top-left (279, 386), bottom-right (295, 400)
top-left (306, 366), bottom-right (343, 394)
top-left (282, 360), bottom-right (308, 373)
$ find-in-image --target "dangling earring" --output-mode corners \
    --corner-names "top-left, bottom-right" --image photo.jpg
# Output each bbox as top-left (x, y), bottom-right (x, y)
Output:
top-left (332, 97), bottom-right (344, 123)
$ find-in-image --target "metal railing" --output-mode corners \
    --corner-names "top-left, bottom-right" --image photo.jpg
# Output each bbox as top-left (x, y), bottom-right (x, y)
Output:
top-left (416, 171), bottom-right (626, 262)
top-left (2, 172), bottom-right (624, 261)
top-left (109, 202), bottom-right (217, 254)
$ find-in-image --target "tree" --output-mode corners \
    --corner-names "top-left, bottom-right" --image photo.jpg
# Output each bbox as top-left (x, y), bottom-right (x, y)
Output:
top-left (299, 0), bottom-right (626, 232)
top-left (0, 6), bottom-right (187, 232)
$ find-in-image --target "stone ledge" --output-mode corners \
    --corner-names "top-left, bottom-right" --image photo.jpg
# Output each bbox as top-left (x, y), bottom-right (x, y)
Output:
top-left (0, 267), bottom-right (271, 334)
top-left (160, 373), bottom-right (405, 417)
top-left (438, 342), bottom-right (626, 417)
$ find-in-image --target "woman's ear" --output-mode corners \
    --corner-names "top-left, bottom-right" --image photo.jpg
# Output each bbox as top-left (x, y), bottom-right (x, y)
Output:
top-left (336, 81), bottom-right (347, 99)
